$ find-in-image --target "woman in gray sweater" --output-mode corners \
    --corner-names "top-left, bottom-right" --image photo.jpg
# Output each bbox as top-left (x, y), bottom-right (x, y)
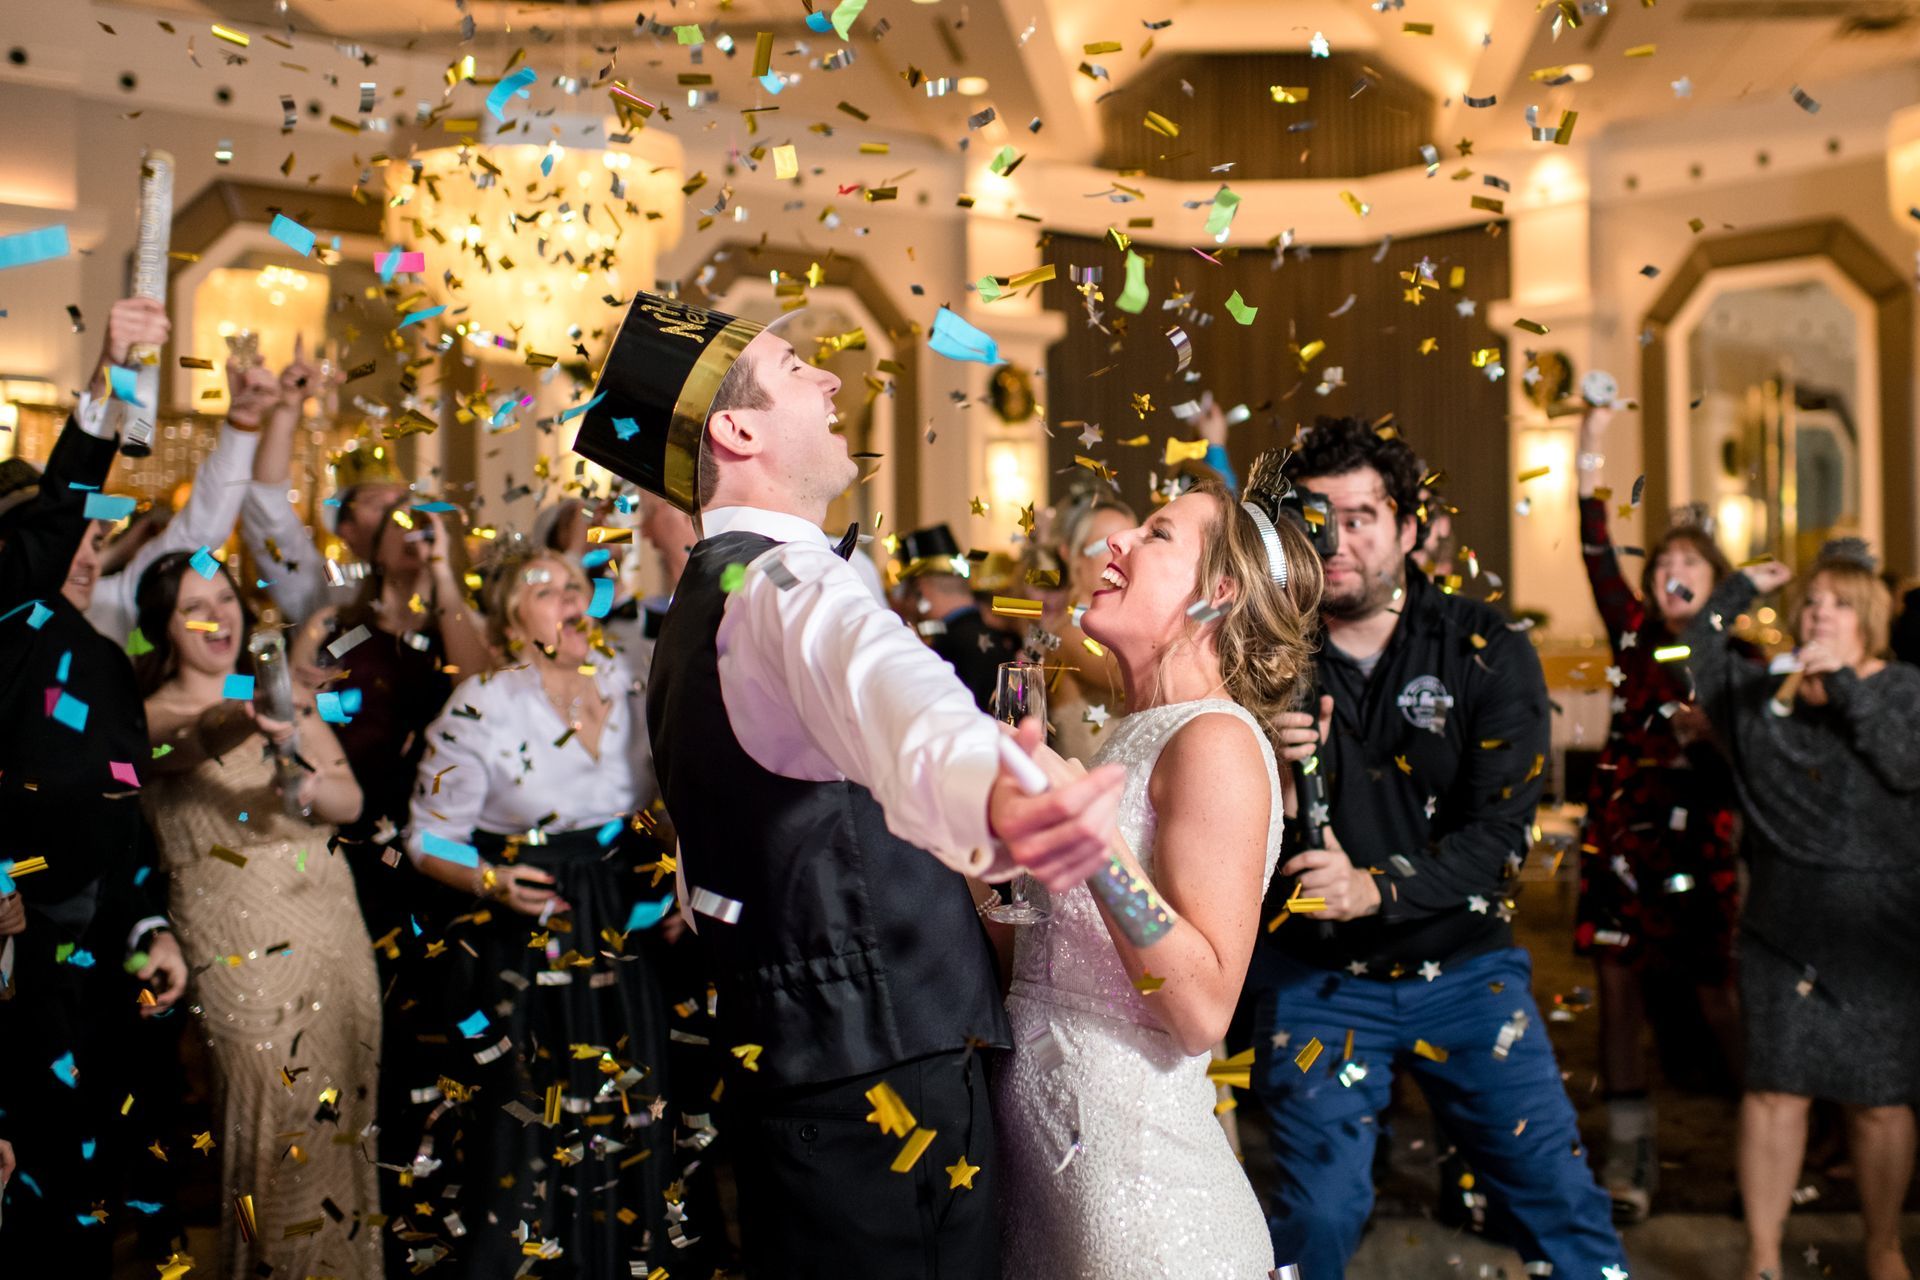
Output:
top-left (1687, 540), bottom-right (1920, 1280)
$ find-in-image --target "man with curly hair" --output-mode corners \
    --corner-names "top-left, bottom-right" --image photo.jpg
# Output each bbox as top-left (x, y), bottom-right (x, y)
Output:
top-left (1242, 416), bottom-right (1623, 1277)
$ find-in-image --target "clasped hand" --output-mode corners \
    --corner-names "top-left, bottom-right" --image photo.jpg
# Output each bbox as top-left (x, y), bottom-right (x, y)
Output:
top-left (985, 718), bottom-right (1126, 891)
top-left (1280, 826), bottom-right (1381, 922)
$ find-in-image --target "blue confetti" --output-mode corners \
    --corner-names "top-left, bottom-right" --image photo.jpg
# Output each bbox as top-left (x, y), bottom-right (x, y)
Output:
top-left (929, 308), bottom-right (1001, 365)
top-left (557, 391), bottom-right (605, 423)
top-left (457, 1010), bottom-right (490, 1039)
top-left (595, 817), bottom-right (624, 847)
top-left (65, 949), bottom-right (95, 969)
top-left (412, 501), bottom-right (459, 513)
top-left (83, 493), bottom-right (137, 521)
top-left (0, 861), bottom-right (15, 894)
top-left (56, 650), bottom-right (70, 682)
top-left (759, 73), bottom-right (784, 94)
top-left (134, 866), bottom-right (151, 886)
top-left (541, 152), bottom-right (555, 177)
top-left (126, 1200), bottom-right (163, 1214)
top-left (379, 243), bottom-right (404, 284)
top-left (421, 832), bottom-right (479, 867)
top-left (805, 11), bottom-right (833, 31)
top-left (315, 691), bottom-right (352, 724)
top-left (612, 416), bottom-right (640, 441)
top-left (0, 224), bottom-right (70, 271)
top-left (624, 895), bottom-right (676, 931)
top-left (486, 66), bottom-right (539, 121)
top-left (588, 577), bottom-right (616, 619)
top-left (397, 304), bottom-right (445, 330)
top-left (51, 1051), bottom-right (78, 1087)
top-left (51, 692), bottom-right (88, 732)
top-left (81, 1138), bottom-right (96, 1159)
top-left (28, 601), bottom-right (52, 629)
top-left (268, 213), bottom-right (317, 258)
top-left (582, 548), bottom-right (611, 570)
top-left (222, 674), bottom-right (255, 700)
top-left (106, 364), bottom-right (145, 406)
top-left (188, 547), bottom-right (219, 579)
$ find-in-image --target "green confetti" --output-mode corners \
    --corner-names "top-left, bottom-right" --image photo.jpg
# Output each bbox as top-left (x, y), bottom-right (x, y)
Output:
top-left (988, 145), bottom-right (1021, 176)
top-left (830, 0), bottom-right (867, 39)
top-left (1225, 290), bottom-right (1258, 325)
top-left (126, 627), bottom-right (153, 656)
top-left (124, 950), bottom-right (150, 975)
top-left (674, 23), bottom-right (703, 44)
top-left (1116, 250), bottom-right (1150, 315)
top-left (151, 743), bottom-right (173, 758)
top-left (976, 275), bottom-right (1002, 303)
top-left (720, 563), bottom-right (748, 593)
top-left (55, 942), bottom-right (74, 964)
top-left (295, 848), bottom-right (309, 873)
top-left (1204, 185), bottom-right (1241, 238)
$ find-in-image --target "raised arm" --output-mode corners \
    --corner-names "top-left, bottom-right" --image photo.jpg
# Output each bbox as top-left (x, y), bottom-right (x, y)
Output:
top-left (240, 339), bottom-right (336, 623)
top-left (0, 300), bottom-right (167, 608)
top-left (1684, 564), bottom-right (1779, 733)
top-left (1574, 405), bottom-right (1646, 649)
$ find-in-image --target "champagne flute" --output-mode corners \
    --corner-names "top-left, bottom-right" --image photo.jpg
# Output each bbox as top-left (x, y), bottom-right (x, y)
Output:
top-left (986, 660), bottom-right (1051, 925)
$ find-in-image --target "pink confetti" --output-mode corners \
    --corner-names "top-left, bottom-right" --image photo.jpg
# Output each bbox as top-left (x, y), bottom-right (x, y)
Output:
top-left (376, 250), bottom-right (425, 274)
top-left (110, 761), bottom-right (141, 787)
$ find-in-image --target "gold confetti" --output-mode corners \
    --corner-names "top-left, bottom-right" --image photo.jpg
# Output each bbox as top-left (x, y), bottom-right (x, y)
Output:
top-left (865, 1081), bottom-right (917, 1137)
top-left (890, 1127), bottom-right (938, 1172)
top-left (1624, 43), bottom-right (1656, 57)
top-left (1207, 1048), bottom-right (1255, 1089)
top-left (992, 596), bottom-right (1045, 620)
top-left (210, 23), bottom-right (249, 47)
top-left (1340, 190), bottom-right (1370, 218)
top-left (1132, 970), bottom-right (1165, 994)
top-left (1414, 1039), bottom-right (1450, 1063)
top-left (1270, 86), bottom-right (1309, 103)
top-left (1143, 111), bottom-right (1180, 138)
top-left (730, 1043), bottom-right (763, 1072)
top-left (1294, 1037), bottom-right (1324, 1072)
top-left (1517, 465), bottom-right (1551, 482)
top-left (946, 1154), bottom-right (981, 1190)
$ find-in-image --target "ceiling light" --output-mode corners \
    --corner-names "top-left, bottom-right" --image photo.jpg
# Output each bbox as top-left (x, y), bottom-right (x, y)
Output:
top-left (957, 76), bottom-right (989, 95)
top-left (1564, 63), bottom-right (1594, 83)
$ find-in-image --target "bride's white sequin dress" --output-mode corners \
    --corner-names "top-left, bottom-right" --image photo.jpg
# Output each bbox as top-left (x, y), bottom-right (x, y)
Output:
top-left (996, 699), bottom-right (1283, 1278)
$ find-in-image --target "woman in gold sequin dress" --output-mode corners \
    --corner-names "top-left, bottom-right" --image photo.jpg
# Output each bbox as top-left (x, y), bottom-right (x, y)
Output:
top-left (134, 550), bottom-right (381, 1280)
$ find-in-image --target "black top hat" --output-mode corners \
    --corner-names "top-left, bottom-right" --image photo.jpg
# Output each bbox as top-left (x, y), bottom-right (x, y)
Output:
top-left (895, 523), bottom-right (969, 579)
top-left (573, 291), bottom-right (767, 513)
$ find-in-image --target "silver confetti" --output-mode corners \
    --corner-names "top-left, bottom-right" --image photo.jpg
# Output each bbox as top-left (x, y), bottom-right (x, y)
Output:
top-left (690, 886), bottom-right (744, 924)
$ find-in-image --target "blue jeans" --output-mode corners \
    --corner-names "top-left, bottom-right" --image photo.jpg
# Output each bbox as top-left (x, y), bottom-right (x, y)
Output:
top-left (1246, 947), bottom-right (1624, 1279)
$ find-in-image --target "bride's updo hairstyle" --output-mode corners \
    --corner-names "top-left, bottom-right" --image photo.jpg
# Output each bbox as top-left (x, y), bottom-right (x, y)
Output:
top-left (1180, 467), bottom-right (1324, 749)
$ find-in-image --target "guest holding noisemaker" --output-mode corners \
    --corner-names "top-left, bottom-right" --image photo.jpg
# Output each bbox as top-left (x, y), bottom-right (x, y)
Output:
top-left (1686, 540), bottom-right (1920, 1280)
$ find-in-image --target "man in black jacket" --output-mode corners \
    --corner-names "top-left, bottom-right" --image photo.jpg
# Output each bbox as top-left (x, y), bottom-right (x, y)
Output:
top-left (0, 297), bottom-right (188, 1274)
top-left (1242, 417), bottom-right (1622, 1277)
top-left (893, 524), bottom-right (1022, 713)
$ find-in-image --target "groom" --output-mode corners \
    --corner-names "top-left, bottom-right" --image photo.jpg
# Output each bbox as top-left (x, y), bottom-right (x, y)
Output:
top-left (575, 292), bottom-right (1126, 1277)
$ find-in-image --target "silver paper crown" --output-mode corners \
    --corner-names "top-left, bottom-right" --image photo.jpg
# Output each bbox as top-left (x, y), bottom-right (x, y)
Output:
top-left (1668, 501), bottom-right (1714, 536)
top-left (1816, 536), bottom-right (1877, 573)
top-left (1240, 449), bottom-right (1295, 589)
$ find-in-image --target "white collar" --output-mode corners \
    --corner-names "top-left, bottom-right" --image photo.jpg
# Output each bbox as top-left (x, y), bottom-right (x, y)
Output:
top-left (700, 505), bottom-right (836, 550)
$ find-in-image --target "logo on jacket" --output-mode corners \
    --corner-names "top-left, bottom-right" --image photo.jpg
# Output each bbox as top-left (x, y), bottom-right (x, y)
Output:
top-left (1397, 675), bottom-right (1454, 733)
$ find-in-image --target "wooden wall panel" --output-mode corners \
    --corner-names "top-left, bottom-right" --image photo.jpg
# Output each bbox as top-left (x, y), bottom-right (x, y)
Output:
top-left (1096, 54), bottom-right (1434, 182)
top-left (1038, 222), bottom-right (1515, 576)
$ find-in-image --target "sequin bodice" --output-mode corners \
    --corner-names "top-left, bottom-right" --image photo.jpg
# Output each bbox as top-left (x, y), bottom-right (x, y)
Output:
top-left (996, 699), bottom-right (1282, 1278)
top-left (1008, 699), bottom-right (1285, 1030)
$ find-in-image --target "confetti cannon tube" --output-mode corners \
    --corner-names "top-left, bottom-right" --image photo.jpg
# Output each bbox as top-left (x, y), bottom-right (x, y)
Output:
top-left (121, 148), bottom-right (174, 458)
top-left (995, 738), bottom-right (1174, 947)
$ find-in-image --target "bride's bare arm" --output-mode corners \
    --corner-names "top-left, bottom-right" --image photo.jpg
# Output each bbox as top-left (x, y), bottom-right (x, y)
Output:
top-left (1034, 714), bottom-right (1273, 1056)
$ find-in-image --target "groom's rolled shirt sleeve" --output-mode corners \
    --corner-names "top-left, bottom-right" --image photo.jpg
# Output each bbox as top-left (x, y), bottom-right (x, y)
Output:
top-left (716, 540), bottom-right (1010, 880)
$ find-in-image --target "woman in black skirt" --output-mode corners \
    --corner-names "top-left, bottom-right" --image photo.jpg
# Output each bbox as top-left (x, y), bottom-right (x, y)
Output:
top-left (1686, 540), bottom-right (1920, 1280)
top-left (407, 549), bottom-right (709, 1278)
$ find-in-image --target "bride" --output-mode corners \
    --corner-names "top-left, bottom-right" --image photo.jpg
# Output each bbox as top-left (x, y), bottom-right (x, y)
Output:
top-left (996, 462), bottom-right (1323, 1278)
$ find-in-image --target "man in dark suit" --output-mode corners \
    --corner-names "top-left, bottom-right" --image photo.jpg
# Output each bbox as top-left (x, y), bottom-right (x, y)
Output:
top-left (894, 524), bottom-right (1022, 713)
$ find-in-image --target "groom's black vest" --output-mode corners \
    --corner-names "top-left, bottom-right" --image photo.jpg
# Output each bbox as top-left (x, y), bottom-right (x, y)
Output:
top-left (648, 531), bottom-right (1012, 1089)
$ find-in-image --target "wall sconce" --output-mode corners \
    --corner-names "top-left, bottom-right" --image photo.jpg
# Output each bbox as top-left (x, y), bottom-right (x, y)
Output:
top-left (984, 435), bottom-right (1042, 530)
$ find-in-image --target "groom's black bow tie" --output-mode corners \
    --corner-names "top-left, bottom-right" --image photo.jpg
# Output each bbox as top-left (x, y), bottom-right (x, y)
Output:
top-left (832, 522), bottom-right (860, 560)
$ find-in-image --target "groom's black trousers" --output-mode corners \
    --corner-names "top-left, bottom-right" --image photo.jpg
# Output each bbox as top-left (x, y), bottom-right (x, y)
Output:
top-left (731, 1048), bottom-right (998, 1279)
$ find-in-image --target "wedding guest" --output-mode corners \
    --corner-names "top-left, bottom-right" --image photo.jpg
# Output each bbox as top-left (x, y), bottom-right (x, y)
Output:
top-left (0, 298), bottom-right (188, 1277)
top-left (893, 523), bottom-right (1020, 712)
top-left (1045, 490), bottom-right (1136, 761)
top-left (1573, 403), bottom-right (1747, 1219)
top-left (135, 549), bottom-right (378, 1280)
top-left (1244, 415), bottom-right (1624, 1278)
top-left (406, 549), bottom-right (703, 1279)
top-left (1687, 543), bottom-right (1920, 1280)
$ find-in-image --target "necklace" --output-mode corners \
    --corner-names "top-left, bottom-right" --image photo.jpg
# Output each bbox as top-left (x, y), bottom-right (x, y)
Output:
top-left (542, 670), bottom-right (595, 726)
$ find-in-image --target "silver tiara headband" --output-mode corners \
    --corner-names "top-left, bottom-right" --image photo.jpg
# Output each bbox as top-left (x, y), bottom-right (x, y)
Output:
top-left (1238, 447), bottom-right (1298, 590)
top-left (1239, 500), bottom-right (1290, 589)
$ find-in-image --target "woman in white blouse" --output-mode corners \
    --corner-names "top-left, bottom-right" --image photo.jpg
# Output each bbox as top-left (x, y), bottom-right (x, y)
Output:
top-left (406, 550), bottom-right (700, 1280)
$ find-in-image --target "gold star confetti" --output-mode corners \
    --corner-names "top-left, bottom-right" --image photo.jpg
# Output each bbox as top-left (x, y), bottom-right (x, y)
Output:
top-left (946, 1154), bottom-right (981, 1190)
top-left (1132, 970), bottom-right (1166, 994)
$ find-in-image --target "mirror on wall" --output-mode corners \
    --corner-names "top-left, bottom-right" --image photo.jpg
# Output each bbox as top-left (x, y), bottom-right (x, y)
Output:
top-left (1683, 277), bottom-right (1864, 569)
